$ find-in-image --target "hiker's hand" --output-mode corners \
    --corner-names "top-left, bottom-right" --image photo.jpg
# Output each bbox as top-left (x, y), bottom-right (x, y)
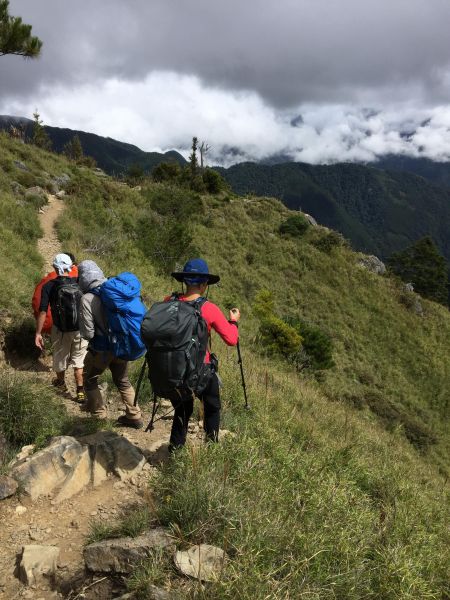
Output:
top-left (229, 308), bottom-right (240, 322)
top-left (35, 333), bottom-right (44, 351)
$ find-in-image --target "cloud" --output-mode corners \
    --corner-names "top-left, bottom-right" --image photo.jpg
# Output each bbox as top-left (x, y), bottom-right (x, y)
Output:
top-left (2, 0), bottom-right (450, 109)
top-left (3, 73), bottom-right (450, 165)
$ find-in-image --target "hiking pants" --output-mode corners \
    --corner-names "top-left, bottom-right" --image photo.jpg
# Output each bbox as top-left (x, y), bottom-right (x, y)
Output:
top-left (169, 373), bottom-right (221, 449)
top-left (83, 350), bottom-right (141, 420)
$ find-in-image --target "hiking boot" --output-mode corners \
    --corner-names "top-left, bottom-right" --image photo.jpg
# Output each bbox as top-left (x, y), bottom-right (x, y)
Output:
top-left (52, 378), bottom-right (68, 393)
top-left (75, 390), bottom-right (85, 404)
top-left (116, 415), bottom-right (144, 430)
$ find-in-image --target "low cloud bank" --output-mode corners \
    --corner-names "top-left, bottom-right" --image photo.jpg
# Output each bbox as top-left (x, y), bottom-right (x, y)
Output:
top-left (2, 73), bottom-right (450, 166)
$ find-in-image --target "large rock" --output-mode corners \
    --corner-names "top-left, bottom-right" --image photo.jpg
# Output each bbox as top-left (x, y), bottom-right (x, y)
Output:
top-left (25, 185), bottom-right (47, 198)
top-left (80, 431), bottom-right (146, 483)
top-left (19, 545), bottom-right (60, 586)
top-left (10, 433), bottom-right (146, 502)
top-left (0, 475), bottom-right (18, 500)
top-left (84, 529), bottom-right (175, 574)
top-left (52, 173), bottom-right (71, 189)
top-left (303, 213), bottom-right (318, 226)
top-left (10, 436), bottom-right (88, 501)
top-left (358, 255), bottom-right (387, 275)
top-left (174, 544), bottom-right (227, 582)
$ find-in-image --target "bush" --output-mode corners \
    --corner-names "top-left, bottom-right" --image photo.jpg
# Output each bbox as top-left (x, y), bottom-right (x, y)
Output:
top-left (151, 161), bottom-right (181, 183)
top-left (202, 167), bottom-right (228, 194)
top-left (311, 230), bottom-right (348, 254)
top-left (279, 214), bottom-right (309, 238)
top-left (259, 316), bottom-right (302, 358)
top-left (288, 318), bottom-right (335, 371)
top-left (0, 372), bottom-right (72, 448)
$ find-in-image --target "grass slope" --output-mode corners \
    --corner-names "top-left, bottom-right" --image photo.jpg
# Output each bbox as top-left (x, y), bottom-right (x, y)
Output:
top-left (220, 161), bottom-right (450, 268)
top-left (1, 135), bottom-right (449, 598)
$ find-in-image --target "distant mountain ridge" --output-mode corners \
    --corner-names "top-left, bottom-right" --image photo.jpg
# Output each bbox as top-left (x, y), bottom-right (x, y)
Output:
top-left (1, 115), bottom-right (449, 271)
top-left (0, 115), bottom-right (186, 174)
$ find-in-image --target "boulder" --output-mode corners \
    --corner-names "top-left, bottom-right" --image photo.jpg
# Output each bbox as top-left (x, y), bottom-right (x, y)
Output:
top-left (10, 436), bottom-right (88, 501)
top-left (19, 545), bottom-right (60, 586)
top-left (84, 529), bottom-right (175, 574)
top-left (358, 255), bottom-right (386, 275)
top-left (13, 160), bottom-right (28, 171)
top-left (52, 173), bottom-right (71, 188)
top-left (80, 431), bottom-right (146, 482)
top-left (174, 544), bottom-right (227, 582)
top-left (0, 475), bottom-right (18, 500)
top-left (25, 186), bottom-right (47, 202)
top-left (303, 213), bottom-right (318, 226)
top-left (55, 190), bottom-right (66, 198)
top-left (53, 445), bottom-right (91, 503)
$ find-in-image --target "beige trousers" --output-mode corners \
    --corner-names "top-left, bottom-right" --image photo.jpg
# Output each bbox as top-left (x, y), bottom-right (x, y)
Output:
top-left (83, 350), bottom-right (142, 420)
top-left (51, 326), bottom-right (88, 372)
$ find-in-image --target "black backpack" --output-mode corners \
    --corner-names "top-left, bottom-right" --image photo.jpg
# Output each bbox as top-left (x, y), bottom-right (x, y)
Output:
top-left (51, 278), bottom-right (82, 332)
top-left (140, 295), bottom-right (211, 398)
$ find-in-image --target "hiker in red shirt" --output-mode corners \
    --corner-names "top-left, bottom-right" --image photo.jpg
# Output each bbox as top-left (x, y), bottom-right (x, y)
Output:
top-left (168, 258), bottom-right (240, 449)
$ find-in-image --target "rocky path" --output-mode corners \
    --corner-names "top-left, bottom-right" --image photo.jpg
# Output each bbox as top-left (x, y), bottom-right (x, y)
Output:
top-left (37, 194), bottom-right (65, 274)
top-left (0, 193), bottom-right (188, 599)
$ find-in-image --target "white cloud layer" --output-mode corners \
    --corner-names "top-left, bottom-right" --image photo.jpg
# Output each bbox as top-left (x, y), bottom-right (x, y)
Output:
top-left (2, 73), bottom-right (450, 166)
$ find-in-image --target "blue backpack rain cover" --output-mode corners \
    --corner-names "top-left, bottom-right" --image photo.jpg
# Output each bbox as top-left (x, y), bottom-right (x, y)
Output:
top-left (92, 272), bottom-right (147, 361)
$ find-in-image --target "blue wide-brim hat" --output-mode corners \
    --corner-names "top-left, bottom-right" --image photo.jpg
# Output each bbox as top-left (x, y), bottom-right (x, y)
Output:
top-left (171, 258), bottom-right (220, 285)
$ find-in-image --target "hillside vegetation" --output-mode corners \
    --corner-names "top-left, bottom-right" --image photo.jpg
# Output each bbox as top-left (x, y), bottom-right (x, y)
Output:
top-left (0, 133), bottom-right (449, 599)
top-left (220, 161), bottom-right (450, 272)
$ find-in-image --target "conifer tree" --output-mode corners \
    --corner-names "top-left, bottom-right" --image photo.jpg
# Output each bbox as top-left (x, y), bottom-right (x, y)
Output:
top-left (63, 135), bottom-right (83, 162)
top-left (31, 110), bottom-right (51, 150)
top-left (0, 0), bottom-right (42, 57)
top-left (388, 236), bottom-right (449, 306)
top-left (189, 137), bottom-right (199, 180)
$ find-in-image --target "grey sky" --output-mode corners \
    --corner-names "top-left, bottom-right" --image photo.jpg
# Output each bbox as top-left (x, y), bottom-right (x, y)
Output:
top-left (1, 0), bottom-right (450, 163)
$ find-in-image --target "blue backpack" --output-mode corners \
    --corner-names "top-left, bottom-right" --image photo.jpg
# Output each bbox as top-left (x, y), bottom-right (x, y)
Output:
top-left (91, 272), bottom-right (147, 361)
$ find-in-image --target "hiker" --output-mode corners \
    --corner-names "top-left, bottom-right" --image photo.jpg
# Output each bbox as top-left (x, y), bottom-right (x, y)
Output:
top-left (77, 260), bottom-right (145, 428)
top-left (32, 252), bottom-right (78, 335)
top-left (35, 253), bottom-right (87, 402)
top-left (142, 258), bottom-right (240, 450)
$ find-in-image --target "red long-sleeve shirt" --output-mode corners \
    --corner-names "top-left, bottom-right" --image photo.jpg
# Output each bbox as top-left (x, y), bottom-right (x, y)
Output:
top-left (166, 295), bottom-right (239, 361)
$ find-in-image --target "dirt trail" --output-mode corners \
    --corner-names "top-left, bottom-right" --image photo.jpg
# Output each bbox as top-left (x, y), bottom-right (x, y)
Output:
top-left (37, 194), bottom-right (65, 273)
top-left (0, 193), bottom-right (186, 599)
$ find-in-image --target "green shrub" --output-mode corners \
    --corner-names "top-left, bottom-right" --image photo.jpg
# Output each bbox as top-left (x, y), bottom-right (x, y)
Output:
top-left (202, 167), bottom-right (228, 194)
top-left (259, 315), bottom-right (302, 358)
top-left (311, 230), bottom-right (349, 254)
top-left (0, 372), bottom-right (72, 448)
top-left (24, 192), bottom-right (47, 210)
top-left (151, 161), bottom-right (181, 183)
top-left (288, 318), bottom-right (335, 370)
top-left (279, 214), bottom-right (309, 238)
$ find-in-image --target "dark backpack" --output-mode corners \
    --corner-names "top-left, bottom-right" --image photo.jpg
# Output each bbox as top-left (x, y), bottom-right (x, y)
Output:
top-left (51, 278), bottom-right (82, 332)
top-left (90, 272), bottom-right (147, 361)
top-left (140, 295), bottom-right (211, 398)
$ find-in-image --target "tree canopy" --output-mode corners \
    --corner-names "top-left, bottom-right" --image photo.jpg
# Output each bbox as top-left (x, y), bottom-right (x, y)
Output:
top-left (0, 0), bottom-right (42, 57)
top-left (388, 236), bottom-right (449, 306)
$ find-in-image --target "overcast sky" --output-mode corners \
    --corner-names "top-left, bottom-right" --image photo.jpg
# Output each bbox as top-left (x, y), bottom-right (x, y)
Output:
top-left (1, 0), bottom-right (450, 164)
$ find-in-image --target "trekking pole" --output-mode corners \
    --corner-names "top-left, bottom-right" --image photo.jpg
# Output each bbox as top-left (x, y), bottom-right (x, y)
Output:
top-left (236, 341), bottom-right (249, 409)
top-left (133, 353), bottom-right (147, 407)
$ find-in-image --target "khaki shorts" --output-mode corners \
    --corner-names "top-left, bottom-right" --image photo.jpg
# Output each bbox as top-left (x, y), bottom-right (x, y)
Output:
top-left (51, 326), bottom-right (88, 372)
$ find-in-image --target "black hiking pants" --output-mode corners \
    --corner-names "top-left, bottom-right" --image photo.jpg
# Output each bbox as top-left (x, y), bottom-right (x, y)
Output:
top-left (169, 373), bottom-right (221, 450)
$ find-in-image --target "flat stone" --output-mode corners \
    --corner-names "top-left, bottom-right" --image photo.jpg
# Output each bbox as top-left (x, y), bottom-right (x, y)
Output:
top-left (19, 545), bottom-right (60, 586)
top-left (84, 529), bottom-right (175, 574)
top-left (79, 431), bottom-right (145, 482)
top-left (53, 445), bottom-right (91, 503)
top-left (0, 475), bottom-right (18, 500)
top-left (174, 544), bottom-right (227, 582)
top-left (11, 436), bottom-right (89, 501)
